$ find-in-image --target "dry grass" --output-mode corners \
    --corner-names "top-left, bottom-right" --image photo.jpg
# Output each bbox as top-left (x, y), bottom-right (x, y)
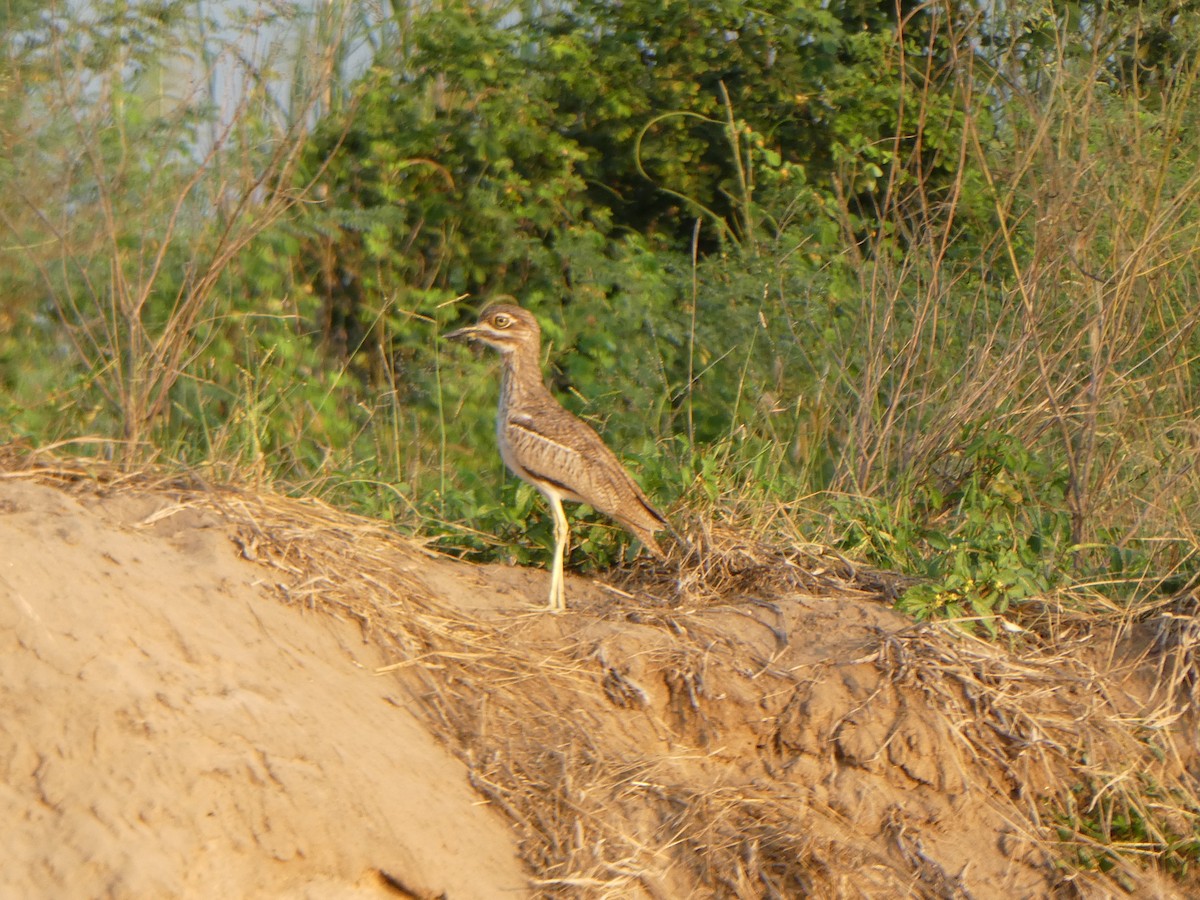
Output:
top-left (873, 618), bottom-right (1200, 890)
top-left (619, 512), bottom-right (918, 613)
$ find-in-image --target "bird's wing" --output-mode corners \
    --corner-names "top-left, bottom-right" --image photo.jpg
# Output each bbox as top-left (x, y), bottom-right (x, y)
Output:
top-left (505, 411), bottom-right (666, 532)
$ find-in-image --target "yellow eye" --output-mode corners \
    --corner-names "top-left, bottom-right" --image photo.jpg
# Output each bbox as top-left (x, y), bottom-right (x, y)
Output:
top-left (492, 313), bottom-right (512, 328)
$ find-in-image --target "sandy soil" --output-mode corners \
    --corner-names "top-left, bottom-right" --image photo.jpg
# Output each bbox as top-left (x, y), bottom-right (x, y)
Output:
top-left (2, 463), bottom-right (1195, 898)
top-left (0, 477), bottom-right (528, 899)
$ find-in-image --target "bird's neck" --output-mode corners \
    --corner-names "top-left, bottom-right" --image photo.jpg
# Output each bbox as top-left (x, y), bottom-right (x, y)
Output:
top-left (499, 343), bottom-right (551, 410)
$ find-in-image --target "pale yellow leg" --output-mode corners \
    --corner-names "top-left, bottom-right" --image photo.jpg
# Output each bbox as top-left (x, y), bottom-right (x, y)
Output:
top-left (545, 492), bottom-right (569, 611)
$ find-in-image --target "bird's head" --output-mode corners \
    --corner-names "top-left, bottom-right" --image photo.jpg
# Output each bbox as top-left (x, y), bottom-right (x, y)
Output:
top-left (445, 303), bottom-right (541, 356)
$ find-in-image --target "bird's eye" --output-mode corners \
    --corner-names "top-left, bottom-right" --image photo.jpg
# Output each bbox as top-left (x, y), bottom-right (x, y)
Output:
top-left (492, 313), bottom-right (512, 328)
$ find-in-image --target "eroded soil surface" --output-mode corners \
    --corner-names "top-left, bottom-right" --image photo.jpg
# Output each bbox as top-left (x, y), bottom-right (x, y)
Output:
top-left (2, 463), bottom-right (1195, 898)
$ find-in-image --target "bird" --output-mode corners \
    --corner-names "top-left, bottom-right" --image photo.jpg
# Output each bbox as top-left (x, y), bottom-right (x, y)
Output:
top-left (445, 303), bottom-right (670, 611)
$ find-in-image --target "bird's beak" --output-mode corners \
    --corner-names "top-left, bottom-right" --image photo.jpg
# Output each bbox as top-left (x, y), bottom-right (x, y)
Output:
top-left (445, 324), bottom-right (479, 342)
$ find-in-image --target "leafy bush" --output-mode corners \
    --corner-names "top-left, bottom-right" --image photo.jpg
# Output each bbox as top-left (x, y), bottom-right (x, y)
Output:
top-left (896, 431), bottom-right (1070, 631)
top-left (3, 0), bottom-right (1200, 621)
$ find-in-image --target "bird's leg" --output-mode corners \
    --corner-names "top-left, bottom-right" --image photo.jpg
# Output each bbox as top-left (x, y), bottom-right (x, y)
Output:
top-left (546, 492), bottom-right (569, 611)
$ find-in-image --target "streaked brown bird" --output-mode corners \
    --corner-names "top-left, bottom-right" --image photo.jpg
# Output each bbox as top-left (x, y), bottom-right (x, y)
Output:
top-left (446, 303), bottom-right (669, 610)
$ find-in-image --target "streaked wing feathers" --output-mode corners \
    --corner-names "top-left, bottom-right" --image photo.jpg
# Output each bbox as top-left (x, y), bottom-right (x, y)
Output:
top-left (505, 410), bottom-right (666, 554)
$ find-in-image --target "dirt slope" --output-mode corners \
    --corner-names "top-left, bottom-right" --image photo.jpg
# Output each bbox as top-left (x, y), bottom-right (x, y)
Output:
top-left (2, 458), bottom-right (1196, 898)
top-left (0, 477), bottom-right (528, 899)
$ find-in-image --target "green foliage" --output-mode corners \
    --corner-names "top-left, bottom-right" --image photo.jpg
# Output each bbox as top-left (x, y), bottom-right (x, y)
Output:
top-left (1056, 775), bottom-right (1200, 881)
top-left (286, 0), bottom-right (970, 389)
top-left (3, 0), bottom-right (1200, 640)
top-left (530, 0), bottom-right (910, 243)
top-left (896, 432), bottom-right (1070, 633)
